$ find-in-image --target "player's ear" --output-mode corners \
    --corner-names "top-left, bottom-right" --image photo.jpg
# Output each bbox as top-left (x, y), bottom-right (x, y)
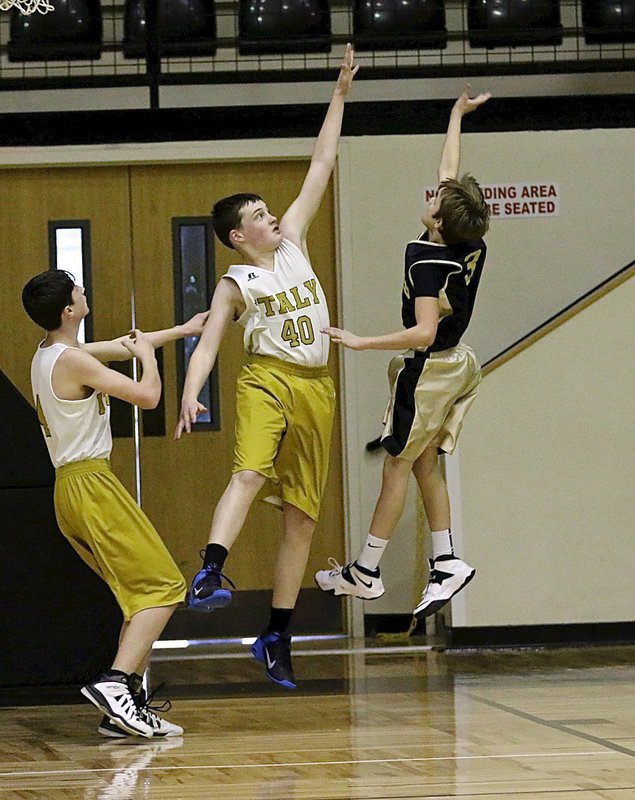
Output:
top-left (229, 228), bottom-right (243, 245)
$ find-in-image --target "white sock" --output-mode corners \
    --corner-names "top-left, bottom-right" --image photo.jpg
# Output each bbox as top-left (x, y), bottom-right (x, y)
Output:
top-left (356, 534), bottom-right (389, 571)
top-left (431, 529), bottom-right (454, 560)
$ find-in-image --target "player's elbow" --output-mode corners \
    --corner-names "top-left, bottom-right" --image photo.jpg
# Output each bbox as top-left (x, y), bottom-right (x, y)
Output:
top-left (137, 398), bottom-right (156, 411)
top-left (414, 325), bottom-right (437, 349)
top-left (137, 387), bottom-right (161, 410)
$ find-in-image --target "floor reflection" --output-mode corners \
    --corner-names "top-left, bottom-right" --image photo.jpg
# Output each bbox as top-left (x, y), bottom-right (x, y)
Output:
top-left (85, 738), bottom-right (184, 800)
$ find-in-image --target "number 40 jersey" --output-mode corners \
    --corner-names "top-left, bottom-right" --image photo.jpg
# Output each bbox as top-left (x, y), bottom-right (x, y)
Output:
top-left (224, 238), bottom-right (331, 368)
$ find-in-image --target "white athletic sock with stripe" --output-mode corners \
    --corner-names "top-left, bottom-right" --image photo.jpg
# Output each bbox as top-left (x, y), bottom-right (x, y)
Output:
top-left (356, 534), bottom-right (389, 571)
top-left (431, 529), bottom-right (454, 560)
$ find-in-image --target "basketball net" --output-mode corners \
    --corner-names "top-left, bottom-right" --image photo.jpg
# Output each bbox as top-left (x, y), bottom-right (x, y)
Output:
top-left (0, 0), bottom-right (54, 13)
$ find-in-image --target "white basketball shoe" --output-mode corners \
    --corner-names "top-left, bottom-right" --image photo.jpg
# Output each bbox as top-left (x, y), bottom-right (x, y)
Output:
top-left (315, 558), bottom-right (385, 600)
top-left (81, 674), bottom-right (154, 738)
top-left (98, 682), bottom-right (184, 738)
top-left (413, 555), bottom-right (476, 619)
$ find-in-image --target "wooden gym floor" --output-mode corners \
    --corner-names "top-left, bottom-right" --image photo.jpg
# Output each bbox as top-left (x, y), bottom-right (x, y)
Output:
top-left (1, 639), bottom-right (634, 799)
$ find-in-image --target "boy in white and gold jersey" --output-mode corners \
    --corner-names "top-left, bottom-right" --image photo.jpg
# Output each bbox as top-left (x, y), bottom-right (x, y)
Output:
top-left (175, 44), bottom-right (359, 689)
top-left (23, 269), bottom-right (207, 738)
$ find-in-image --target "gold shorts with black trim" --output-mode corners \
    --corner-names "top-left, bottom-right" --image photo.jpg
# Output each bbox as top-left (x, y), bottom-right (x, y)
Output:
top-left (54, 459), bottom-right (186, 621)
top-left (381, 343), bottom-right (481, 460)
top-left (233, 354), bottom-right (336, 522)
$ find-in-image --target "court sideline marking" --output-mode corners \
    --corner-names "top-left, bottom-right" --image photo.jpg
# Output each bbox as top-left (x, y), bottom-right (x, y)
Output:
top-left (0, 749), bottom-right (621, 779)
top-left (465, 692), bottom-right (635, 758)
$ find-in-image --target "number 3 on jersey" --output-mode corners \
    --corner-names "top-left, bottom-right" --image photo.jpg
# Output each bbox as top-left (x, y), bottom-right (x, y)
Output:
top-left (281, 315), bottom-right (315, 348)
top-left (464, 249), bottom-right (481, 286)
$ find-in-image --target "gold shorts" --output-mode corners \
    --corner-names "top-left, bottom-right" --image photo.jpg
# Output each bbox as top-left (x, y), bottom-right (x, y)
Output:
top-left (381, 343), bottom-right (481, 461)
top-left (233, 355), bottom-right (336, 522)
top-left (54, 459), bottom-right (186, 621)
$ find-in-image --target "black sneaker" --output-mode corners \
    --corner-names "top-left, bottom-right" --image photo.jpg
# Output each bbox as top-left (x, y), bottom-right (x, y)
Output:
top-left (251, 631), bottom-right (297, 689)
top-left (188, 562), bottom-right (236, 612)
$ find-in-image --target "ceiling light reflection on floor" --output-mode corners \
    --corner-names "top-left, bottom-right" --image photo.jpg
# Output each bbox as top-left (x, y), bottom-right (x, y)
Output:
top-left (152, 633), bottom-right (348, 651)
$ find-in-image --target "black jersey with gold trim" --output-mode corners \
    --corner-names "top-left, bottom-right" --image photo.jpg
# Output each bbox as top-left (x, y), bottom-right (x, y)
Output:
top-left (402, 231), bottom-right (487, 351)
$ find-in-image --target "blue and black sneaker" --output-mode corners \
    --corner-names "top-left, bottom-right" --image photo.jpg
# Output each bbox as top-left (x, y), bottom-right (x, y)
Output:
top-left (188, 563), bottom-right (236, 612)
top-left (251, 631), bottom-right (297, 689)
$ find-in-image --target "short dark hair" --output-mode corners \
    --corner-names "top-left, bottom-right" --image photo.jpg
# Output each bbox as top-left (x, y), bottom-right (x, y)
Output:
top-left (435, 174), bottom-right (490, 245)
top-left (211, 193), bottom-right (263, 249)
top-left (22, 270), bottom-right (75, 331)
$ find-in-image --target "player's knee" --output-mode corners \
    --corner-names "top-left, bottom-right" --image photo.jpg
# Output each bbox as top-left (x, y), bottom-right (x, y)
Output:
top-left (230, 469), bottom-right (266, 492)
top-left (282, 503), bottom-right (316, 541)
top-left (382, 454), bottom-right (411, 481)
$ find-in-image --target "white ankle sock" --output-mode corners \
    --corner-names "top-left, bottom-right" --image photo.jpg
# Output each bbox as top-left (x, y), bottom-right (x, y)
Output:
top-left (431, 529), bottom-right (454, 560)
top-left (356, 534), bottom-right (388, 571)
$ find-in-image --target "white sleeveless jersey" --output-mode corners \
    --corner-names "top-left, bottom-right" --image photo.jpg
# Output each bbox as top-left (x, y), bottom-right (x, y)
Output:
top-left (224, 238), bottom-right (330, 367)
top-left (30, 343), bottom-right (112, 468)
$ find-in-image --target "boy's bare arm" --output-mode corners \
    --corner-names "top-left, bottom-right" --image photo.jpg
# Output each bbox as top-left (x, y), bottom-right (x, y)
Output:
top-left (59, 331), bottom-right (161, 409)
top-left (281, 43), bottom-right (358, 251)
top-left (323, 297), bottom-right (439, 352)
top-left (437, 87), bottom-right (491, 184)
top-left (175, 278), bottom-right (244, 437)
top-left (81, 311), bottom-right (210, 363)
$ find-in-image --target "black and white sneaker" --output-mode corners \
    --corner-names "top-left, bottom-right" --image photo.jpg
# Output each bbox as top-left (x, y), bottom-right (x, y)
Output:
top-left (98, 716), bottom-right (129, 738)
top-left (81, 674), bottom-right (154, 738)
top-left (315, 558), bottom-right (385, 600)
top-left (413, 555), bottom-right (476, 619)
top-left (98, 682), bottom-right (183, 739)
top-left (138, 683), bottom-right (183, 737)
top-left (251, 631), bottom-right (297, 689)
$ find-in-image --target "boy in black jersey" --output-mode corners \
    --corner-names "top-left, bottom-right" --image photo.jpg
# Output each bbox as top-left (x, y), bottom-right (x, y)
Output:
top-left (315, 87), bottom-right (491, 619)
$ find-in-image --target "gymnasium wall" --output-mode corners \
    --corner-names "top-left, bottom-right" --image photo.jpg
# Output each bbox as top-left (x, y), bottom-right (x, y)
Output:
top-left (448, 274), bottom-right (634, 629)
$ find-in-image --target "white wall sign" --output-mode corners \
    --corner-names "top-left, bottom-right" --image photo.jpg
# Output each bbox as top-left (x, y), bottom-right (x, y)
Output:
top-left (424, 183), bottom-right (560, 218)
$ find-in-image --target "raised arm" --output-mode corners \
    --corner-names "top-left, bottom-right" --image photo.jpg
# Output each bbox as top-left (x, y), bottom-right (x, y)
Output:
top-left (437, 87), bottom-right (491, 184)
top-left (81, 311), bottom-right (210, 363)
top-left (174, 278), bottom-right (244, 438)
top-left (280, 43), bottom-right (358, 251)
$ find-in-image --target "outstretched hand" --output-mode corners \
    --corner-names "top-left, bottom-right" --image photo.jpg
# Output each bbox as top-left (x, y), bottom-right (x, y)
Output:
top-left (335, 43), bottom-right (359, 97)
top-left (322, 326), bottom-right (366, 350)
top-left (454, 85), bottom-right (492, 116)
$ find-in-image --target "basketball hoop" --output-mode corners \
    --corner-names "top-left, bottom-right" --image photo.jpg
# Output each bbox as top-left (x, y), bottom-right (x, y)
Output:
top-left (0, 0), bottom-right (54, 13)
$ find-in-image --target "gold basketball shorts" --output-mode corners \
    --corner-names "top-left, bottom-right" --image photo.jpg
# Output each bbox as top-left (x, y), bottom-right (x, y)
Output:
top-left (54, 459), bottom-right (186, 621)
top-left (381, 343), bottom-right (481, 461)
top-left (233, 354), bottom-right (336, 522)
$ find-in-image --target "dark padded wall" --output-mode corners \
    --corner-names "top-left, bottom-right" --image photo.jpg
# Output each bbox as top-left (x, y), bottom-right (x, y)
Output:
top-left (0, 369), bottom-right (121, 689)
